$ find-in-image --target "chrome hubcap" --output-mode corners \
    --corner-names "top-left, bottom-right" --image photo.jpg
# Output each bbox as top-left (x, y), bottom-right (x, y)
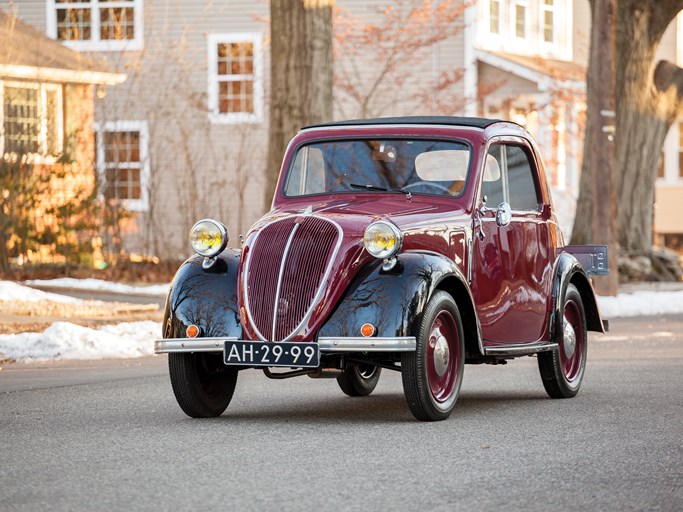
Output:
top-left (433, 329), bottom-right (450, 377)
top-left (357, 365), bottom-right (376, 379)
top-left (563, 319), bottom-right (576, 359)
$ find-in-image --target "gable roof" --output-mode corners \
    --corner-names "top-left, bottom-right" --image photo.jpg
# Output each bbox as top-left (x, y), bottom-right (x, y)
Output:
top-left (0, 10), bottom-right (125, 85)
top-left (304, 116), bottom-right (505, 130)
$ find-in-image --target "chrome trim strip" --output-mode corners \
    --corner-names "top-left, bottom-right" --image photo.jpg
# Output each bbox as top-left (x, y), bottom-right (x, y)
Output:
top-left (272, 223), bottom-right (301, 340)
top-left (155, 338), bottom-right (236, 354)
top-left (466, 236), bottom-right (473, 284)
top-left (317, 336), bottom-right (416, 352)
top-left (155, 336), bottom-right (416, 354)
top-left (483, 341), bottom-right (559, 357)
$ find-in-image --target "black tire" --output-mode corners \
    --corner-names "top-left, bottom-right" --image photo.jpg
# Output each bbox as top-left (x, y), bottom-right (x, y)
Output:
top-left (168, 353), bottom-right (238, 418)
top-left (401, 291), bottom-right (465, 421)
top-left (538, 283), bottom-right (587, 398)
top-left (337, 364), bottom-right (382, 396)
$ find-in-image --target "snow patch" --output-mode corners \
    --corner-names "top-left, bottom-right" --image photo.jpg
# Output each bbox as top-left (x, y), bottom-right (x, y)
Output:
top-left (0, 281), bottom-right (87, 304)
top-left (24, 278), bottom-right (169, 297)
top-left (0, 321), bottom-right (161, 362)
top-left (597, 290), bottom-right (683, 318)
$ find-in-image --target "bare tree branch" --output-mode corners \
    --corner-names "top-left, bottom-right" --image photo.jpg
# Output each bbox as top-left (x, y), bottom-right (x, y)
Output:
top-left (653, 59), bottom-right (683, 119)
top-left (648, 0), bottom-right (683, 41)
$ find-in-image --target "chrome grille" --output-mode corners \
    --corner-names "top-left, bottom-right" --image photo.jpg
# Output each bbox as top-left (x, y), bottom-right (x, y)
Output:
top-left (245, 216), bottom-right (341, 341)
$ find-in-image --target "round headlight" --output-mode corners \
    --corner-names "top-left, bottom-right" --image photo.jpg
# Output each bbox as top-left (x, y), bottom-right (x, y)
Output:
top-left (190, 219), bottom-right (228, 258)
top-left (364, 220), bottom-right (403, 259)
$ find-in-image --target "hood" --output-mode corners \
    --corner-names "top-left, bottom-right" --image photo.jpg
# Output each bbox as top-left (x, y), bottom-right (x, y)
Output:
top-left (238, 195), bottom-right (470, 342)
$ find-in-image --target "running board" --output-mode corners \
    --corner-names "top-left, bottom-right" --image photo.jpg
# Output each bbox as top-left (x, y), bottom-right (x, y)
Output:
top-left (483, 342), bottom-right (559, 357)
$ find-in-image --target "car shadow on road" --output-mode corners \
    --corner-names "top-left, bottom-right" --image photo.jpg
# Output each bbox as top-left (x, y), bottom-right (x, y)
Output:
top-left (191, 390), bottom-right (551, 425)
top-left (218, 393), bottom-right (414, 424)
top-left (456, 390), bottom-right (551, 413)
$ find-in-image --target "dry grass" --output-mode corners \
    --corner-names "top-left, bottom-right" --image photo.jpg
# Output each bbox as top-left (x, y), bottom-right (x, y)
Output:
top-left (0, 299), bottom-right (158, 318)
top-left (0, 299), bottom-right (163, 337)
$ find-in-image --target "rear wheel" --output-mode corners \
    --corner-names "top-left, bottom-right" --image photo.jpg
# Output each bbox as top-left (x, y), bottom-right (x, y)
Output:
top-left (538, 283), bottom-right (587, 398)
top-left (402, 291), bottom-right (465, 421)
top-left (168, 353), bottom-right (238, 418)
top-left (337, 364), bottom-right (381, 396)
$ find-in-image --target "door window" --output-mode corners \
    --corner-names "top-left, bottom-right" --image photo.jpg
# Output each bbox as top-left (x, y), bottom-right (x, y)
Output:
top-left (483, 143), bottom-right (540, 211)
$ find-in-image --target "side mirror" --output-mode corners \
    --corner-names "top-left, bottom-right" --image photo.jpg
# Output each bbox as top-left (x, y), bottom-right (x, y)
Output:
top-left (496, 202), bottom-right (512, 227)
top-left (541, 203), bottom-right (552, 220)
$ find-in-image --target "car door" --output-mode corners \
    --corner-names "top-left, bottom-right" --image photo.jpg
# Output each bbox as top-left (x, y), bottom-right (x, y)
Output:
top-left (471, 138), bottom-right (551, 344)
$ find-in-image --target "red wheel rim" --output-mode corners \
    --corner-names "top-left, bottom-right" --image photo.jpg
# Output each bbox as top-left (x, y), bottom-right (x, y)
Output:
top-left (560, 299), bottom-right (584, 383)
top-left (426, 310), bottom-right (460, 403)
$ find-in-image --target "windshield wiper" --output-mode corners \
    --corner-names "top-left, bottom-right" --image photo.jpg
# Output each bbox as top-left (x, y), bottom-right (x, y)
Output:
top-left (349, 183), bottom-right (411, 197)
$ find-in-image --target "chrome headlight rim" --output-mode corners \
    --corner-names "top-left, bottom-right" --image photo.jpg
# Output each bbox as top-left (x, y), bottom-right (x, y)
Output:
top-left (363, 220), bottom-right (403, 260)
top-left (190, 218), bottom-right (229, 258)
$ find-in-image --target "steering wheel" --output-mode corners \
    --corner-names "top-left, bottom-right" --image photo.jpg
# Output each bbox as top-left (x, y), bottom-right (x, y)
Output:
top-left (402, 181), bottom-right (452, 195)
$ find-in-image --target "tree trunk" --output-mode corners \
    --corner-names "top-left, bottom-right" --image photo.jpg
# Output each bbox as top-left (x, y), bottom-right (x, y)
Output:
top-left (615, 2), bottom-right (666, 253)
top-left (266, 0), bottom-right (333, 210)
top-left (573, 0), bottom-right (683, 267)
top-left (0, 219), bottom-right (10, 275)
top-left (574, 0), bottom-right (619, 295)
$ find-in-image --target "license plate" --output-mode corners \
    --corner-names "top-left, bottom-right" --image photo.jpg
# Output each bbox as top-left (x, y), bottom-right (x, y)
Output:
top-left (223, 341), bottom-right (320, 368)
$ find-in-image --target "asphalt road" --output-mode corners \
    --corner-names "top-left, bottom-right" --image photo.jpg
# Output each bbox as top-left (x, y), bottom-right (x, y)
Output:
top-left (1, 315), bottom-right (682, 511)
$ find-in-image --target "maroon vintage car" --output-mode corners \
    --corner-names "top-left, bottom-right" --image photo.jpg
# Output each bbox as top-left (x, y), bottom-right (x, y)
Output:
top-left (155, 116), bottom-right (608, 421)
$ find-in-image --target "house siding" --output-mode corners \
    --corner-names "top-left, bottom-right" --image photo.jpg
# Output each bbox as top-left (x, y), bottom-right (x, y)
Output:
top-left (334, 0), bottom-right (467, 118)
top-left (572, 0), bottom-right (590, 66)
top-left (0, 2), bottom-right (46, 30)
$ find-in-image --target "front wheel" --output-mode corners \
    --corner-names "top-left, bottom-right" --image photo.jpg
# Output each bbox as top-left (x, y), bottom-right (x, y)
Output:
top-left (538, 283), bottom-right (587, 398)
top-left (401, 291), bottom-right (465, 421)
top-left (168, 353), bottom-right (238, 418)
top-left (337, 364), bottom-right (381, 396)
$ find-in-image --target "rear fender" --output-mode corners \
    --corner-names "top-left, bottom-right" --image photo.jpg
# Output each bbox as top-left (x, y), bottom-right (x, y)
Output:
top-left (162, 249), bottom-right (242, 339)
top-left (551, 252), bottom-right (607, 341)
top-left (318, 251), bottom-right (484, 358)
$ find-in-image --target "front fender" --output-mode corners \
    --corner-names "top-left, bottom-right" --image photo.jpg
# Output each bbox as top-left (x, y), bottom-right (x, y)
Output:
top-left (551, 252), bottom-right (606, 341)
top-left (318, 251), bottom-right (483, 356)
top-left (162, 249), bottom-right (242, 339)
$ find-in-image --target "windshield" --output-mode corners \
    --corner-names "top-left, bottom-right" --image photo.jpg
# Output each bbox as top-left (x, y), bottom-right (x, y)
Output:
top-left (283, 139), bottom-right (471, 198)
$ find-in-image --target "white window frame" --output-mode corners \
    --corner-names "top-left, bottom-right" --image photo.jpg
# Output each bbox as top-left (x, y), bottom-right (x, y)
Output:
top-left (46, 0), bottom-right (144, 52)
top-left (488, 0), bottom-right (502, 35)
top-left (539, 0), bottom-right (571, 59)
top-left (476, 0), bottom-right (572, 61)
top-left (207, 32), bottom-right (264, 125)
top-left (511, 0), bottom-right (529, 41)
top-left (540, 0), bottom-right (555, 44)
top-left (1, 80), bottom-right (64, 163)
top-left (94, 120), bottom-right (150, 212)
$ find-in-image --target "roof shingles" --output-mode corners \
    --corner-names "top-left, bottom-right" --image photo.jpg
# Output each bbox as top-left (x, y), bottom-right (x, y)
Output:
top-left (0, 10), bottom-right (124, 84)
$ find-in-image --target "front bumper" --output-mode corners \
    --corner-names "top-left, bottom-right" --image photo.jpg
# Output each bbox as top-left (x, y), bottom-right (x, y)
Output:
top-left (154, 336), bottom-right (416, 355)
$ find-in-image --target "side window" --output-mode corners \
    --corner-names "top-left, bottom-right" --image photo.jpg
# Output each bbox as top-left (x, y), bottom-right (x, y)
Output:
top-left (506, 145), bottom-right (540, 211)
top-left (481, 143), bottom-right (540, 211)
top-left (284, 146), bottom-right (325, 195)
top-left (482, 144), bottom-right (505, 207)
